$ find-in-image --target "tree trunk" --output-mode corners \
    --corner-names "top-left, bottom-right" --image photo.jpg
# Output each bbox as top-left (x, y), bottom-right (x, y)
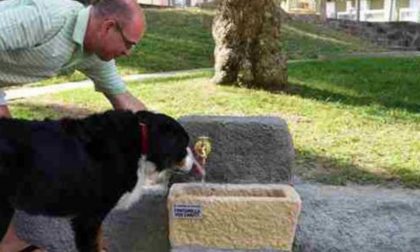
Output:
top-left (212, 0), bottom-right (288, 91)
top-left (319, 0), bottom-right (327, 21)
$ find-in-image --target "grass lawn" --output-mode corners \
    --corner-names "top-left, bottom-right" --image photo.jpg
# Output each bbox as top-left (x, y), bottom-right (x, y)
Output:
top-left (10, 57), bottom-right (420, 188)
top-left (30, 8), bottom-right (382, 86)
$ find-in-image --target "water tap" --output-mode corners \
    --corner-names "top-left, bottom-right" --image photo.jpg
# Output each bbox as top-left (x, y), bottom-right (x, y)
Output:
top-left (193, 136), bottom-right (211, 182)
top-left (194, 136), bottom-right (212, 165)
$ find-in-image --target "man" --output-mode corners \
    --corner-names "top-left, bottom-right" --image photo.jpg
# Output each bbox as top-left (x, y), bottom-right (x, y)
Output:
top-left (0, 0), bottom-right (147, 250)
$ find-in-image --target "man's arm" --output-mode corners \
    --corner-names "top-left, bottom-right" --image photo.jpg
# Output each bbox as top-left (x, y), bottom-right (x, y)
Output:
top-left (0, 106), bottom-right (11, 118)
top-left (0, 91), bottom-right (11, 118)
top-left (78, 58), bottom-right (147, 112)
top-left (104, 91), bottom-right (147, 112)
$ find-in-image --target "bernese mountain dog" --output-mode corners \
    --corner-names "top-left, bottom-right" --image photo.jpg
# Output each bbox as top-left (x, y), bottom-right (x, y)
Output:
top-left (0, 110), bottom-right (203, 252)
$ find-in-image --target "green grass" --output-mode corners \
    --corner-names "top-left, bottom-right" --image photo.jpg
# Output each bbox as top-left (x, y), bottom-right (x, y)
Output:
top-left (282, 20), bottom-right (383, 59)
top-left (287, 58), bottom-right (420, 187)
top-left (128, 8), bottom-right (382, 70)
top-left (116, 8), bottom-right (215, 74)
top-left (10, 57), bottom-right (420, 188)
top-left (27, 8), bottom-right (382, 86)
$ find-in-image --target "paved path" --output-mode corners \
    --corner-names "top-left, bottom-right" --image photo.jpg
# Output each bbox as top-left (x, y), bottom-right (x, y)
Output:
top-left (5, 68), bottom-right (210, 101)
top-left (294, 183), bottom-right (420, 252)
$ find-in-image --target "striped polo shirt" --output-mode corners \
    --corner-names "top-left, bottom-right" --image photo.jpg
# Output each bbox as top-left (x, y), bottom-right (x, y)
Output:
top-left (0, 0), bottom-right (127, 103)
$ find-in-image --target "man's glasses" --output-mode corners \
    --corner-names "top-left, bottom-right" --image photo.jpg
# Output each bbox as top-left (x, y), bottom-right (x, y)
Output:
top-left (115, 22), bottom-right (137, 50)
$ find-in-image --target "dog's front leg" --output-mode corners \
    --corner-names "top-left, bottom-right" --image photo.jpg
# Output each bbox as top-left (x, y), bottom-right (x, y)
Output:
top-left (71, 212), bottom-right (106, 252)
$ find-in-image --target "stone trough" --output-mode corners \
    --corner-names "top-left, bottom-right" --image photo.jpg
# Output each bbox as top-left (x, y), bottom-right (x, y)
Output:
top-left (168, 183), bottom-right (301, 252)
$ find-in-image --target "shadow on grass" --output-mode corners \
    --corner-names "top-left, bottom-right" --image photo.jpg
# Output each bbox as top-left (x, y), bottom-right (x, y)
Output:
top-left (288, 81), bottom-right (420, 115)
top-left (295, 149), bottom-right (420, 188)
top-left (286, 58), bottom-right (420, 117)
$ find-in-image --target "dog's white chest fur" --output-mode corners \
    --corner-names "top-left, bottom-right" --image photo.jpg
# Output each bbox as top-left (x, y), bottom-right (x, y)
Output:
top-left (113, 148), bottom-right (197, 210)
top-left (114, 156), bottom-right (155, 210)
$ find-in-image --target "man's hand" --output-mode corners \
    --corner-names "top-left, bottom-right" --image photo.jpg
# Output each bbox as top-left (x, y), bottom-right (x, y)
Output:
top-left (105, 91), bottom-right (147, 112)
top-left (0, 105), bottom-right (11, 118)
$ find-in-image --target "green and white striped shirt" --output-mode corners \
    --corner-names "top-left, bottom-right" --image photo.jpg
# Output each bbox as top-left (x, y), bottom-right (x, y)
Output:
top-left (0, 0), bottom-right (127, 103)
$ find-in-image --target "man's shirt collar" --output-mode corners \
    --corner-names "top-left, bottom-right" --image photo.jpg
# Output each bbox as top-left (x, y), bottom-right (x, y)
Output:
top-left (72, 6), bottom-right (91, 52)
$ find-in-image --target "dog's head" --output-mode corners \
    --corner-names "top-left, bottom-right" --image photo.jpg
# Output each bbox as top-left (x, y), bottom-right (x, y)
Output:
top-left (135, 111), bottom-right (204, 184)
top-left (115, 111), bottom-right (205, 210)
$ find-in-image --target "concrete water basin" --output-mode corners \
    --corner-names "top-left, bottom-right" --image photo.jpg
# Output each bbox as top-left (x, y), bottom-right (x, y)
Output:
top-left (168, 183), bottom-right (301, 252)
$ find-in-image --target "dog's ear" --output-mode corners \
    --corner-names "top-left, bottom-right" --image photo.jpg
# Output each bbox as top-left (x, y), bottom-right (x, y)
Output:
top-left (136, 111), bottom-right (180, 134)
top-left (135, 111), bottom-right (191, 171)
top-left (135, 111), bottom-right (156, 125)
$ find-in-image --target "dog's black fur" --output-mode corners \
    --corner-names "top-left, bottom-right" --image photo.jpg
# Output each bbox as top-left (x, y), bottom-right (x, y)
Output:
top-left (0, 110), bottom-right (190, 252)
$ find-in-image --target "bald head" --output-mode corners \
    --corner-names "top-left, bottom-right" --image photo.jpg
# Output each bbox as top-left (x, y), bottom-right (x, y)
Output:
top-left (84, 0), bottom-right (146, 61)
top-left (92, 0), bottom-right (145, 27)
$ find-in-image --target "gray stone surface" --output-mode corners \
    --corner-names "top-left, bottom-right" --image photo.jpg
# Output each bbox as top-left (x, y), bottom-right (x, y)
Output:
top-left (178, 116), bottom-right (294, 184)
top-left (13, 211), bottom-right (76, 252)
top-left (104, 186), bottom-right (169, 252)
top-left (14, 186), bottom-right (169, 252)
top-left (294, 184), bottom-right (420, 252)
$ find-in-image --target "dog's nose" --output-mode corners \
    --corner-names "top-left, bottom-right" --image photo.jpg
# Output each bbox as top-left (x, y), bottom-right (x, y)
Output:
top-left (176, 148), bottom-right (206, 178)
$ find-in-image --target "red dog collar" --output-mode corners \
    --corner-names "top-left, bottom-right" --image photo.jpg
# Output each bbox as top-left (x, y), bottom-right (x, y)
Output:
top-left (139, 123), bottom-right (149, 155)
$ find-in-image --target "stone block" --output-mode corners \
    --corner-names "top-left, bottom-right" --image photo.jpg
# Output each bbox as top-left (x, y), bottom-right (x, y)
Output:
top-left (178, 116), bottom-right (294, 184)
top-left (14, 186), bottom-right (170, 252)
top-left (104, 186), bottom-right (170, 252)
top-left (294, 184), bottom-right (420, 252)
top-left (168, 183), bottom-right (301, 252)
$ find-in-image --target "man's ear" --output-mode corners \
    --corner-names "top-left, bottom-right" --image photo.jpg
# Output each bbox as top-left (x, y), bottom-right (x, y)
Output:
top-left (101, 19), bottom-right (116, 33)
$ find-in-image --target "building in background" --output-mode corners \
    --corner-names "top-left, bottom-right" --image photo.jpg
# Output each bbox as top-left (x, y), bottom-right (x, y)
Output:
top-left (138, 0), bottom-right (212, 7)
top-left (281, 0), bottom-right (318, 13)
top-left (138, 0), bottom-right (170, 6)
top-left (280, 0), bottom-right (420, 22)
top-left (325, 0), bottom-right (420, 22)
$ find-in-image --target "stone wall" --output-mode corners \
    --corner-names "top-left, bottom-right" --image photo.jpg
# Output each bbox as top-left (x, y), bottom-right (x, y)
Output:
top-left (326, 19), bottom-right (420, 50)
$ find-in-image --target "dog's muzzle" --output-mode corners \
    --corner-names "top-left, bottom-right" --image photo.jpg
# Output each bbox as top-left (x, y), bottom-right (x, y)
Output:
top-left (176, 147), bottom-right (206, 177)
